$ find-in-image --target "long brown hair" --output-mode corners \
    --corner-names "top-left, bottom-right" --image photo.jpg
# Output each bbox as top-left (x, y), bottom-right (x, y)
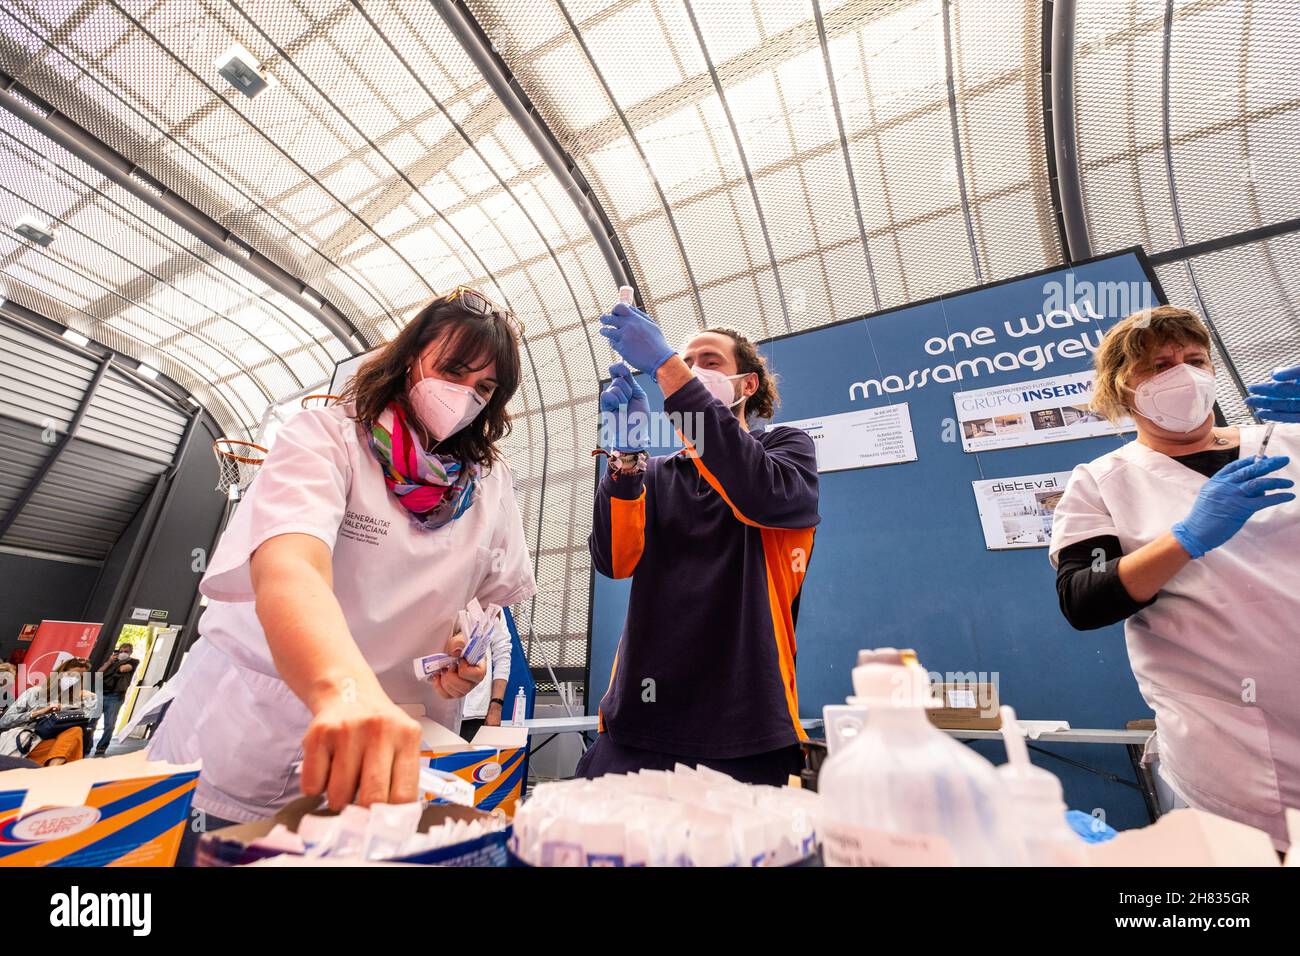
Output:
top-left (340, 294), bottom-right (522, 466)
top-left (707, 327), bottom-right (780, 420)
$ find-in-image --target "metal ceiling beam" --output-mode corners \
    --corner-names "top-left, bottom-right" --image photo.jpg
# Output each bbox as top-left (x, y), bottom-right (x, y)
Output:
top-left (432, 0), bottom-right (633, 291)
top-left (545, 0), bottom-right (706, 328)
top-left (682, 0), bottom-right (792, 334)
top-left (813, 0), bottom-right (882, 313)
top-left (0, 352), bottom-right (111, 542)
top-left (0, 70), bottom-right (367, 354)
top-left (1158, 0), bottom-right (1251, 411)
top-left (1048, 0), bottom-right (1092, 262)
top-left (940, 0), bottom-right (983, 284)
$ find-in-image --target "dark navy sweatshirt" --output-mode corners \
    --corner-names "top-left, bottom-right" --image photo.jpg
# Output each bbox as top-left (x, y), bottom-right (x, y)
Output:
top-left (589, 376), bottom-right (821, 759)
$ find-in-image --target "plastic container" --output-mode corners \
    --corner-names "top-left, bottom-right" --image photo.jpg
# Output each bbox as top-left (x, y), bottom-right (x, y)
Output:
top-left (511, 686), bottom-right (527, 726)
top-left (818, 648), bottom-right (1017, 866)
top-left (998, 705), bottom-right (1088, 866)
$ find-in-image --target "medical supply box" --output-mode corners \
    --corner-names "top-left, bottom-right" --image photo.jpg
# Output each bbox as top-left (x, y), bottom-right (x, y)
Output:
top-left (0, 751), bottom-right (200, 867)
top-left (416, 718), bottom-right (528, 816)
top-left (199, 794), bottom-right (509, 867)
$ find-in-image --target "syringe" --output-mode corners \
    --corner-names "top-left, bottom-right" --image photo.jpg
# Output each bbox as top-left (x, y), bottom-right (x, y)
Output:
top-left (1256, 420), bottom-right (1277, 461)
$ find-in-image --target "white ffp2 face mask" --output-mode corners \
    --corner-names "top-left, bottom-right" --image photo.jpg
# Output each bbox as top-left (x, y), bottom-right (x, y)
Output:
top-left (1131, 362), bottom-right (1216, 432)
top-left (409, 366), bottom-right (487, 442)
top-left (693, 367), bottom-right (749, 410)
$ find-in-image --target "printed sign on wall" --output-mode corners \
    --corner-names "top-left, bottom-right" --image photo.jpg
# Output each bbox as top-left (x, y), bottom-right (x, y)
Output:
top-left (953, 370), bottom-right (1132, 452)
top-left (971, 471), bottom-right (1074, 549)
top-left (776, 403), bottom-right (917, 472)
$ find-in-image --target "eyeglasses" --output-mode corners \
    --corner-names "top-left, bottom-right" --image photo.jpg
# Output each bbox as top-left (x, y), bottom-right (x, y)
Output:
top-left (445, 285), bottom-right (524, 338)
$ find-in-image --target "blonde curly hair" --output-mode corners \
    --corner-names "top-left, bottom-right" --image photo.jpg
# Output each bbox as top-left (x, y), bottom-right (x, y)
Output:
top-left (1091, 306), bottom-right (1212, 423)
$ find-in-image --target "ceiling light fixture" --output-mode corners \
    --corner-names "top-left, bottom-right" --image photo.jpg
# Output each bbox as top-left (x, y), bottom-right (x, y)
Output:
top-left (137, 363), bottom-right (159, 380)
top-left (61, 328), bottom-right (90, 347)
top-left (14, 216), bottom-right (55, 247)
top-left (214, 44), bottom-right (272, 99)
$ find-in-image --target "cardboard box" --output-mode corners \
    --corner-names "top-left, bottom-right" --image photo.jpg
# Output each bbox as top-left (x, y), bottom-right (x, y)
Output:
top-left (0, 751), bottom-right (199, 867)
top-left (927, 682), bottom-right (1002, 730)
top-left (1087, 808), bottom-right (1280, 867)
top-left (413, 715), bottom-right (528, 816)
top-left (198, 794), bottom-right (510, 867)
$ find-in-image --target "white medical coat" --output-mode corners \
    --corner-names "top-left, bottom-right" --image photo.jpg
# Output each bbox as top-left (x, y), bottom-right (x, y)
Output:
top-left (1050, 423), bottom-right (1299, 846)
top-left (149, 406), bottom-right (536, 822)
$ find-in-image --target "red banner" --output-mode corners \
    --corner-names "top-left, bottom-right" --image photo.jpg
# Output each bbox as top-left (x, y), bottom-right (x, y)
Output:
top-left (22, 620), bottom-right (102, 686)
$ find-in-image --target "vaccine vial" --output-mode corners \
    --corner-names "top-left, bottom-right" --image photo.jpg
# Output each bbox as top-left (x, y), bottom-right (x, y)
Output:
top-left (618, 285), bottom-right (635, 307)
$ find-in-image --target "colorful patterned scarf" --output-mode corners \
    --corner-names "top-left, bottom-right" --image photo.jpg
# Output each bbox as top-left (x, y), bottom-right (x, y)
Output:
top-left (366, 403), bottom-right (477, 530)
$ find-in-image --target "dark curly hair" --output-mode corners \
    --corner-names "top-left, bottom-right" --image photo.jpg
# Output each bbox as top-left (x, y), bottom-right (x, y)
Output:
top-left (706, 327), bottom-right (780, 420)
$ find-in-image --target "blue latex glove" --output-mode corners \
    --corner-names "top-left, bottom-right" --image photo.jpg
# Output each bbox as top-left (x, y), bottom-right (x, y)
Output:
top-left (1171, 455), bottom-right (1295, 558)
top-left (598, 362), bottom-right (650, 452)
top-left (1065, 809), bottom-right (1117, 844)
top-left (598, 303), bottom-right (674, 374)
top-left (1245, 363), bottom-right (1300, 422)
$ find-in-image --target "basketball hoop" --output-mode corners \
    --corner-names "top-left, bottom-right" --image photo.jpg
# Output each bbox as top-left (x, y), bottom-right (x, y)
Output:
top-left (299, 393), bottom-right (340, 410)
top-left (213, 439), bottom-right (267, 497)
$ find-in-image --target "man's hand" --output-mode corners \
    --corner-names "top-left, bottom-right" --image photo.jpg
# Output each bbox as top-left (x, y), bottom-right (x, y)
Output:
top-left (428, 631), bottom-right (487, 699)
top-left (485, 701), bottom-right (503, 727)
top-left (599, 362), bottom-right (651, 452)
top-left (598, 303), bottom-right (674, 373)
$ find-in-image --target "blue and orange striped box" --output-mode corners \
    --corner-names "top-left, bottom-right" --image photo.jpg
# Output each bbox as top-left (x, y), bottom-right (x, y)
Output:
top-left (0, 753), bottom-right (199, 867)
top-left (421, 745), bottom-right (526, 816)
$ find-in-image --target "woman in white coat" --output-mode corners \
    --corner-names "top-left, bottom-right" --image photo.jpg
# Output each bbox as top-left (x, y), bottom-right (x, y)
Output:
top-left (150, 288), bottom-right (536, 852)
top-left (1051, 305), bottom-right (1298, 848)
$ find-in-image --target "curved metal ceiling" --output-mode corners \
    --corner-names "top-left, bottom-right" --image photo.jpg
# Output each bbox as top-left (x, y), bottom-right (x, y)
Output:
top-left (0, 0), bottom-right (1294, 670)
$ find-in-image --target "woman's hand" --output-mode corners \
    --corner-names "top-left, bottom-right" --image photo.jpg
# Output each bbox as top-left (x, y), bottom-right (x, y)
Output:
top-left (485, 701), bottom-right (503, 727)
top-left (1245, 363), bottom-right (1300, 422)
top-left (1172, 455), bottom-right (1295, 558)
top-left (428, 631), bottom-right (487, 699)
top-left (31, 705), bottom-right (56, 718)
top-left (300, 692), bottom-right (423, 811)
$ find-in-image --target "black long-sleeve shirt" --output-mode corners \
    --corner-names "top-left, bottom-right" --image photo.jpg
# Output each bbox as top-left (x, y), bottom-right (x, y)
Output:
top-left (1055, 447), bottom-right (1238, 630)
top-left (100, 657), bottom-right (139, 695)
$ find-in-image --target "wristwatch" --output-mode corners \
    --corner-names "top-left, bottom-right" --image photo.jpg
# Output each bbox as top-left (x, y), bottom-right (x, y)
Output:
top-left (489, 697), bottom-right (505, 708)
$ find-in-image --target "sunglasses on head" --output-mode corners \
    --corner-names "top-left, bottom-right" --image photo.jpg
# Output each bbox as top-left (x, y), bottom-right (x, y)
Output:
top-left (445, 285), bottom-right (524, 338)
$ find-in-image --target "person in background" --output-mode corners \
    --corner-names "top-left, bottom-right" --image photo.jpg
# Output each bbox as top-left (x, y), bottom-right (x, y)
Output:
top-left (93, 642), bottom-right (140, 756)
top-left (0, 658), bottom-right (97, 766)
top-left (583, 303), bottom-right (820, 786)
top-left (0, 662), bottom-right (16, 719)
top-left (1051, 305), bottom-right (1299, 848)
top-left (459, 611), bottom-right (512, 737)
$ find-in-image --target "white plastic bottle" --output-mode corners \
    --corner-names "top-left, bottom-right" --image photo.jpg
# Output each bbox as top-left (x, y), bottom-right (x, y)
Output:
top-left (818, 648), bottom-right (1017, 866)
top-left (997, 705), bottom-right (1088, 866)
top-left (511, 686), bottom-right (527, 726)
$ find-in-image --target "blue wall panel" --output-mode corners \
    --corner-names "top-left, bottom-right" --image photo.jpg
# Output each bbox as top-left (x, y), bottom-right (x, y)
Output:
top-left (589, 251), bottom-right (1163, 830)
